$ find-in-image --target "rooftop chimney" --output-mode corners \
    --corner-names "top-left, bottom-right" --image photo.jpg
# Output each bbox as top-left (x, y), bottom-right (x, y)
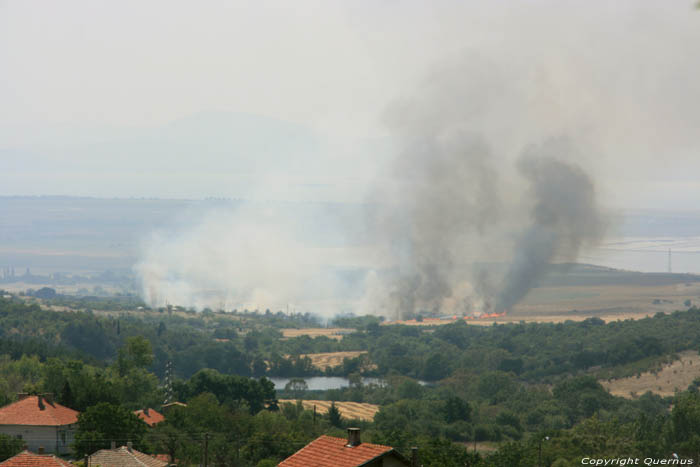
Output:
top-left (144, 408), bottom-right (149, 416)
top-left (38, 395), bottom-right (45, 411)
top-left (38, 447), bottom-right (45, 455)
top-left (127, 441), bottom-right (133, 452)
top-left (411, 447), bottom-right (419, 467)
top-left (346, 428), bottom-right (361, 447)
top-left (111, 441), bottom-right (116, 450)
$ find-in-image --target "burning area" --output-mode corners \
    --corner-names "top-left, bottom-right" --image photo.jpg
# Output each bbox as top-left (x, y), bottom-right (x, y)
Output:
top-left (136, 54), bottom-right (607, 321)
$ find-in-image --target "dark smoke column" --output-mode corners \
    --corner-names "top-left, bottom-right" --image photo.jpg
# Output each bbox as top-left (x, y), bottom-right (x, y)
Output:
top-left (495, 145), bottom-right (605, 313)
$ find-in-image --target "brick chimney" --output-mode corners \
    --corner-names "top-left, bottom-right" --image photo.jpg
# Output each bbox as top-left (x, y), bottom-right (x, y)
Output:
top-left (144, 408), bottom-right (149, 416)
top-left (111, 441), bottom-right (116, 449)
top-left (346, 428), bottom-right (361, 447)
top-left (127, 441), bottom-right (133, 452)
top-left (38, 447), bottom-right (45, 455)
top-left (43, 393), bottom-right (53, 405)
top-left (37, 395), bottom-right (45, 411)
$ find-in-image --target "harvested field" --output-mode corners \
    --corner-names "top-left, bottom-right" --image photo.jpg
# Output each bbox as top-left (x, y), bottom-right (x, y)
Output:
top-left (387, 283), bottom-right (700, 326)
top-left (300, 351), bottom-right (368, 370)
top-left (281, 328), bottom-right (355, 340)
top-left (278, 399), bottom-right (379, 421)
top-left (601, 350), bottom-right (700, 398)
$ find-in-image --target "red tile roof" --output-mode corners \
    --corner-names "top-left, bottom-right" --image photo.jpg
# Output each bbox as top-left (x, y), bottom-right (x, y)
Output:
top-left (279, 435), bottom-right (405, 467)
top-left (88, 446), bottom-right (169, 467)
top-left (134, 408), bottom-right (165, 426)
top-left (0, 396), bottom-right (78, 426)
top-left (151, 454), bottom-right (171, 463)
top-left (0, 451), bottom-right (73, 467)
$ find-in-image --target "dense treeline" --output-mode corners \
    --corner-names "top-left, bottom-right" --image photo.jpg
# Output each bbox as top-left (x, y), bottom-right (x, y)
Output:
top-left (4, 295), bottom-right (700, 384)
top-left (4, 295), bottom-right (700, 464)
top-left (356, 311), bottom-right (700, 382)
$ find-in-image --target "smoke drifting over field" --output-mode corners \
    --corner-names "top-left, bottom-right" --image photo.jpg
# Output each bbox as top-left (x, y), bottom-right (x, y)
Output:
top-left (361, 57), bottom-right (606, 319)
top-left (136, 54), bottom-right (606, 319)
top-left (496, 147), bottom-right (605, 312)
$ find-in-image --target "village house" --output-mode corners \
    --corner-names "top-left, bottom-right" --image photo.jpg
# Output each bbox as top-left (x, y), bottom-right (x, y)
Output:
top-left (0, 394), bottom-right (78, 455)
top-left (0, 450), bottom-right (73, 467)
top-left (279, 428), bottom-right (413, 467)
top-left (133, 407), bottom-right (165, 426)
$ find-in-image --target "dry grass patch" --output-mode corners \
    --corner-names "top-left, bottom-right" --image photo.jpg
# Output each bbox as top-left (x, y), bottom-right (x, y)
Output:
top-left (601, 350), bottom-right (700, 398)
top-left (299, 351), bottom-right (368, 370)
top-left (278, 399), bottom-right (379, 421)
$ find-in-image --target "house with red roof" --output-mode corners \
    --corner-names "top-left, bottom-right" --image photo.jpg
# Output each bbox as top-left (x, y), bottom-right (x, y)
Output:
top-left (280, 428), bottom-right (411, 467)
top-left (87, 444), bottom-right (170, 467)
top-left (0, 394), bottom-right (79, 455)
top-left (0, 450), bottom-right (73, 467)
top-left (133, 408), bottom-right (165, 427)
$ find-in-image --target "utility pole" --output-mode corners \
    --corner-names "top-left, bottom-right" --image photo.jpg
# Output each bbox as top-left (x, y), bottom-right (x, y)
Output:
top-left (538, 436), bottom-right (549, 467)
top-left (163, 360), bottom-right (173, 404)
top-left (203, 433), bottom-right (209, 467)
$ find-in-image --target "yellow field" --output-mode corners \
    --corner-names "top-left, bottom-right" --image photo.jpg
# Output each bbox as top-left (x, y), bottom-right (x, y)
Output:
top-left (387, 283), bottom-right (700, 326)
top-left (601, 350), bottom-right (700, 398)
top-left (299, 351), bottom-right (368, 370)
top-left (278, 399), bottom-right (379, 421)
top-left (281, 328), bottom-right (355, 340)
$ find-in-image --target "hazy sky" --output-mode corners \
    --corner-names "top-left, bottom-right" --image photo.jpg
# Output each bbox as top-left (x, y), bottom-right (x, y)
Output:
top-left (1, 0), bottom-right (699, 209)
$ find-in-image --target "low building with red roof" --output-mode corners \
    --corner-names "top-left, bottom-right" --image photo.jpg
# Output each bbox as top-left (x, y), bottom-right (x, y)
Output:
top-left (0, 394), bottom-right (79, 455)
top-left (0, 450), bottom-right (73, 467)
top-left (133, 408), bottom-right (165, 427)
top-left (280, 428), bottom-right (410, 467)
top-left (87, 445), bottom-right (170, 467)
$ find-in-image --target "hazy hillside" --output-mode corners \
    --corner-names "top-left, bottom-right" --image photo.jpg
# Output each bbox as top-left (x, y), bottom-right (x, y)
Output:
top-left (2, 196), bottom-right (700, 279)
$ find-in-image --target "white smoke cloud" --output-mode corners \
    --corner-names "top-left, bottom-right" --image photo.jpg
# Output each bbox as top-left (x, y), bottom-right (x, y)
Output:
top-left (133, 2), bottom-right (698, 319)
top-left (136, 205), bottom-right (317, 311)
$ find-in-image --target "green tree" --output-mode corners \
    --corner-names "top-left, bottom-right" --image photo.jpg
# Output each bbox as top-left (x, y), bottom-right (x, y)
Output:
top-left (668, 392), bottom-right (700, 459)
top-left (73, 402), bottom-right (146, 457)
top-left (60, 380), bottom-right (75, 408)
top-left (147, 423), bottom-right (185, 465)
top-left (284, 378), bottom-right (308, 399)
top-left (443, 396), bottom-right (471, 424)
top-left (178, 369), bottom-right (276, 414)
top-left (422, 352), bottom-right (452, 381)
top-left (0, 434), bottom-right (24, 462)
top-left (327, 402), bottom-right (342, 427)
top-left (478, 371), bottom-right (516, 404)
top-left (116, 336), bottom-right (154, 376)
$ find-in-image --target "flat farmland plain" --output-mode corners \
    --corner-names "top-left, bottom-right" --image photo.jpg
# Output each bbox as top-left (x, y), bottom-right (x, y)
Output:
top-left (389, 282), bottom-right (700, 326)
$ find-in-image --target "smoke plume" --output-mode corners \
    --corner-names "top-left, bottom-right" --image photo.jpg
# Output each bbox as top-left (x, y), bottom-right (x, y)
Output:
top-left (495, 143), bottom-right (605, 312)
top-left (365, 56), bottom-right (607, 319)
top-left (136, 54), bottom-right (608, 319)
